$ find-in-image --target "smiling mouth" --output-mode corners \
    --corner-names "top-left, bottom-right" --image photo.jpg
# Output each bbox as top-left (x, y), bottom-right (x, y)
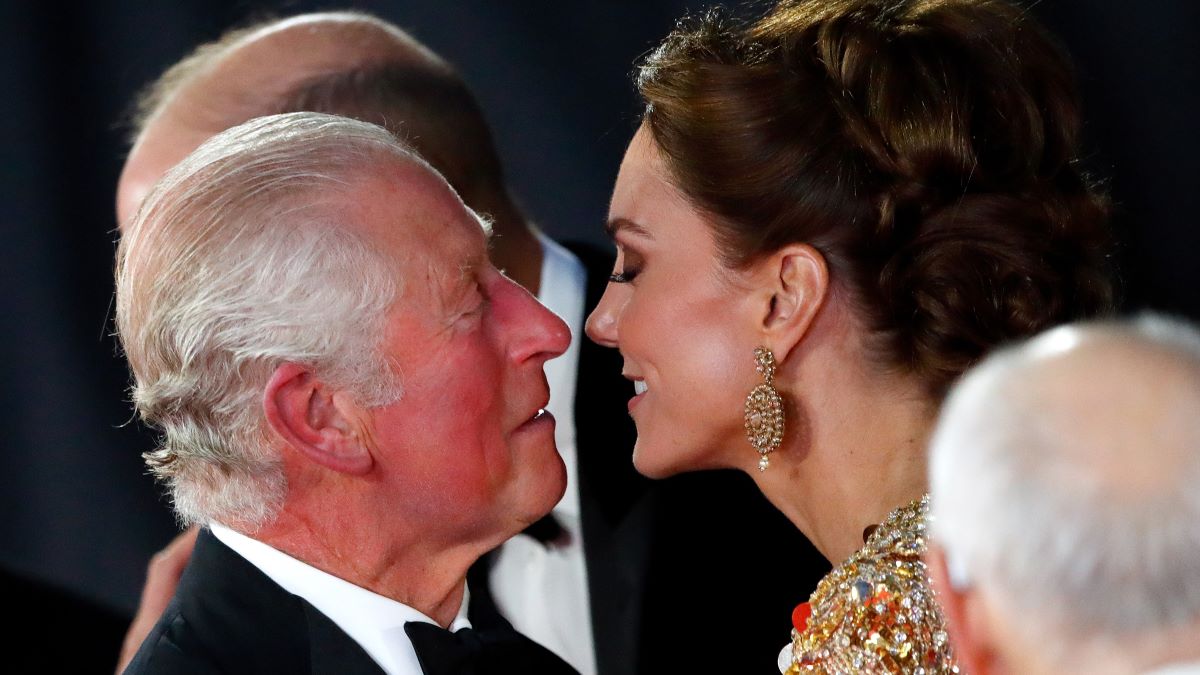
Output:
top-left (628, 381), bottom-right (648, 414)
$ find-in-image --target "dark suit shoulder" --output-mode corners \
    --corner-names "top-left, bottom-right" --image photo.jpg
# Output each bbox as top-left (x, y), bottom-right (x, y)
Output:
top-left (124, 607), bottom-right (227, 674)
top-left (124, 531), bottom-right (313, 674)
top-left (124, 530), bottom-right (381, 675)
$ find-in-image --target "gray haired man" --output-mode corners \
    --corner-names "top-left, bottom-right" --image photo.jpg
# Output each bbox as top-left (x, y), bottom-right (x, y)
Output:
top-left (927, 315), bottom-right (1200, 675)
top-left (118, 111), bottom-right (577, 674)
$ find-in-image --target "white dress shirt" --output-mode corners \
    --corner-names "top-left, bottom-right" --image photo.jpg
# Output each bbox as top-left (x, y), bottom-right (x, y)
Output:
top-left (1145, 661), bottom-right (1200, 675)
top-left (211, 524), bottom-right (470, 675)
top-left (487, 233), bottom-right (597, 675)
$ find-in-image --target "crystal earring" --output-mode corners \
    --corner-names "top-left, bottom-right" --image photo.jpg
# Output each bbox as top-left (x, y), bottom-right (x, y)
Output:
top-left (744, 347), bottom-right (785, 471)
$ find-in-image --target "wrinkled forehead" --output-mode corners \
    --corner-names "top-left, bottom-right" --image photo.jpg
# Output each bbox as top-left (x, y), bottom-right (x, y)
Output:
top-left (342, 158), bottom-right (491, 282)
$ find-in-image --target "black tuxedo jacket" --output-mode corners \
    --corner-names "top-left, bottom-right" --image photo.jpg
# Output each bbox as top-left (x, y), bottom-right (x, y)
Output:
top-left (123, 529), bottom-right (384, 675)
top-left (470, 243), bottom-right (829, 675)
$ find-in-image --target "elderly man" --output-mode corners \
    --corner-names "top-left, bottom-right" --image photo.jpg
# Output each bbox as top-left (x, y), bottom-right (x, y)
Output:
top-left (115, 12), bottom-right (816, 675)
top-left (118, 111), bottom-right (578, 674)
top-left (927, 315), bottom-right (1200, 675)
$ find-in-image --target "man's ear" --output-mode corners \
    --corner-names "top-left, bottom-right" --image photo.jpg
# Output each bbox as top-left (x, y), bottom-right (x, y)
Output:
top-left (262, 363), bottom-right (374, 475)
top-left (757, 243), bottom-right (828, 363)
top-left (926, 543), bottom-right (998, 675)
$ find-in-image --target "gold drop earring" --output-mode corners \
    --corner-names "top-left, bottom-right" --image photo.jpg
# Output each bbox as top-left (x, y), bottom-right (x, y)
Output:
top-left (744, 347), bottom-right (785, 471)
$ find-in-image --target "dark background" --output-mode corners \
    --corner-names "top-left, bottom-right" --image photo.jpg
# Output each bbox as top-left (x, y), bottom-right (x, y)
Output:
top-left (0, 0), bottom-right (1195, 650)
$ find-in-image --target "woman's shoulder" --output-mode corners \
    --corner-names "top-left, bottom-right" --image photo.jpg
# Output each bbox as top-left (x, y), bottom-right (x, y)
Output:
top-left (781, 496), bottom-right (959, 674)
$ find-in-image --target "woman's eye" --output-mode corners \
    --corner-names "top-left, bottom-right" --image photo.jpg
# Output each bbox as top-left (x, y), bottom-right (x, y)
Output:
top-left (608, 267), bottom-right (641, 284)
top-left (608, 249), bottom-right (644, 284)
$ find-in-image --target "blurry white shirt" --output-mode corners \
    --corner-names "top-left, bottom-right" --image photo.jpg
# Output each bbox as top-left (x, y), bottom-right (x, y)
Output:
top-left (211, 524), bottom-right (471, 675)
top-left (1145, 662), bottom-right (1200, 675)
top-left (487, 233), bottom-right (596, 675)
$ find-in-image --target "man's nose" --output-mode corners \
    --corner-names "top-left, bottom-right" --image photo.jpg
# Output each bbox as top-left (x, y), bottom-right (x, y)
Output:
top-left (510, 286), bottom-right (571, 364)
top-left (584, 286), bottom-right (620, 349)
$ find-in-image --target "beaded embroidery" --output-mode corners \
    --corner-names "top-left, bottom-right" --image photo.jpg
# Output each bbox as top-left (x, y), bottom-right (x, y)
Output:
top-left (779, 496), bottom-right (958, 674)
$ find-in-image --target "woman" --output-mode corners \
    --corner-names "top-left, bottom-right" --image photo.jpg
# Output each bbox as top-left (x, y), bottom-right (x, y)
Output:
top-left (585, 0), bottom-right (1113, 672)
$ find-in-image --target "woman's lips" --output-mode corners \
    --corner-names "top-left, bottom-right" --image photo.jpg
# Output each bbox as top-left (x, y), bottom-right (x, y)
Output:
top-left (629, 381), bottom-right (647, 412)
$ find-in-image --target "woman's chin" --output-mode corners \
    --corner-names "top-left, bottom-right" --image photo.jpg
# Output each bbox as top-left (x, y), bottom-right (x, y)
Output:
top-left (630, 439), bottom-right (677, 479)
top-left (631, 437), bottom-right (720, 479)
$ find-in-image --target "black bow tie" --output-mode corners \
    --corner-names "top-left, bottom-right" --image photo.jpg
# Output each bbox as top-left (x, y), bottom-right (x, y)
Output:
top-left (404, 621), bottom-right (579, 675)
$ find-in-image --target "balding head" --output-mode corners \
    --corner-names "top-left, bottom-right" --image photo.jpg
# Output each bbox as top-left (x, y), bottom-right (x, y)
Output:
top-left (928, 315), bottom-right (1200, 674)
top-left (117, 12), bottom-right (503, 227)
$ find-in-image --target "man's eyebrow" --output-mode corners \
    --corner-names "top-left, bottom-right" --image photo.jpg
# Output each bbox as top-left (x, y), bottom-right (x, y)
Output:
top-left (604, 217), bottom-right (653, 241)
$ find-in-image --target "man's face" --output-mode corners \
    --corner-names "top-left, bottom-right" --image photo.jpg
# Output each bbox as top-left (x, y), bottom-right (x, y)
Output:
top-left (351, 160), bottom-right (570, 545)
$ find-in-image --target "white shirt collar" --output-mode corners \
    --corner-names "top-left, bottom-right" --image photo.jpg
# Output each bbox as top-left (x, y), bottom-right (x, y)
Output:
top-left (210, 524), bottom-right (470, 675)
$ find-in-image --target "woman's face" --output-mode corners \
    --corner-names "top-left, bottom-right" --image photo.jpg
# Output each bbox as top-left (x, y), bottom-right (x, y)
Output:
top-left (586, 126), bottom-right (764, 477)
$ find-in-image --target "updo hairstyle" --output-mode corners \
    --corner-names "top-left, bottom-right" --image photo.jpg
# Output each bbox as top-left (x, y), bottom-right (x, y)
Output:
top-left (638, 0), bottom-right (1115, 398)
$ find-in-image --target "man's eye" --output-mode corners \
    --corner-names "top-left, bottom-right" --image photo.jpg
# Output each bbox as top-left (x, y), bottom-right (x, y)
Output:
top-left (467, 291), bottom-right (488, 315)
top-left (608, 247), bottom-right (645, 284)
top-left (458, 284), bottom-right (488, 319)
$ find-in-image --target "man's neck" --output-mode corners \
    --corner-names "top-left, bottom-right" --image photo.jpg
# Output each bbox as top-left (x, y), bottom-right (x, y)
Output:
top-left (248, 512), bottom-right (482, 627)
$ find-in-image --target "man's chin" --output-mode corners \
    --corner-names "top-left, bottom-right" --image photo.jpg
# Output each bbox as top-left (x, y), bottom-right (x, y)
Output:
top-left (518, 459), bottom-right (567, 521)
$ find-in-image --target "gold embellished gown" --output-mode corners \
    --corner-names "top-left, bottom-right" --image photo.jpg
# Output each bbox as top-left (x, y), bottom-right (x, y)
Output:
top-left (778, 496), bottom-right (959, 674)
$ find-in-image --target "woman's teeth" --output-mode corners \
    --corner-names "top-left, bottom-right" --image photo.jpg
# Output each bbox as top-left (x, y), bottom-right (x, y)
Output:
top-left (634, 381), bottom-right (648, 395)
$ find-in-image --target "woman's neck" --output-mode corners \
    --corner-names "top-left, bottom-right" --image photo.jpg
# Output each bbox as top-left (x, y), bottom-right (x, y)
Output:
top-left (749, 338), bottom-right (936, 564)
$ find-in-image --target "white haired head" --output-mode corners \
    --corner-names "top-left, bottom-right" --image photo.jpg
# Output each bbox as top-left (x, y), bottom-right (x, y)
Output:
top-left (929, 313), bottom-right (1200, 669)
top-left (115, 112), bottom-right (421, 530)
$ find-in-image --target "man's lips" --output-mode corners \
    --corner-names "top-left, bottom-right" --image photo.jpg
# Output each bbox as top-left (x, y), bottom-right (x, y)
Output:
top-left (516, 407), bottom-right (554, 431)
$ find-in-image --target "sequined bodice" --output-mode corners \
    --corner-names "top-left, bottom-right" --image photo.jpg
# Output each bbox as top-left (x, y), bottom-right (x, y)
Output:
top-left (780, 496), bottom-right (958, 674)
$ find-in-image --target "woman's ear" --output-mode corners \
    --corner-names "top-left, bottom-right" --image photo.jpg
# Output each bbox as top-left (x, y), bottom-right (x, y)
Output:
top-left (262, 363), bottom-right (375, 475)
top-left (758, 243), bottom-right (828, 362)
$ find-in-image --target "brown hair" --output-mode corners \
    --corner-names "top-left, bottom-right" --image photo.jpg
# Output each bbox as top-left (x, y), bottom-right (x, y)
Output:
top-left (638, 0), bottom-right (1115, 398)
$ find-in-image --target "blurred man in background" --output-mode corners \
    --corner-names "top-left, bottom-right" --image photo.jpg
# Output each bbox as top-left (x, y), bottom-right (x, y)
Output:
top-left (928, 315), bottom-right (1200, 675)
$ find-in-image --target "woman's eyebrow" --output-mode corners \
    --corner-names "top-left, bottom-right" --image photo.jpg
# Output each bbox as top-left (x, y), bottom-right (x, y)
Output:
top-left (604, 217), bottom-right (654, 241)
